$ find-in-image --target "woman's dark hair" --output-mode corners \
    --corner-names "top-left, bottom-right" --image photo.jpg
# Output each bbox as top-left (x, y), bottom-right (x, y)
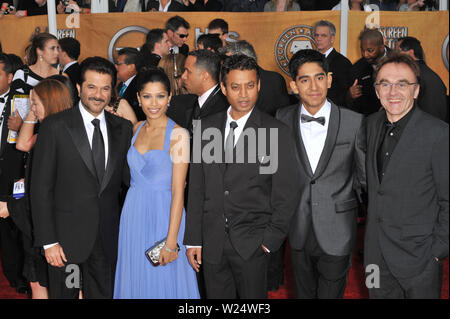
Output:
top-left (136, 67), bottom-right (171, 95)
top-left (27, 33), bottom-right (58, 65)
top-left (46, 74), bottom-right (78, 106)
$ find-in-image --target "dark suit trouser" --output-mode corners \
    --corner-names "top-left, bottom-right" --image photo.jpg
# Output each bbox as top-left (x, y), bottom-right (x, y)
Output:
top-left (203, 233), bottom-right (269, 299)
top-left (291, 228), bottom-right (351, 299)
top-left (368, 254), bottom-right (442, 299)
top-left (0, 217), bottom-right (26, 288)
top-left (47, 231), bottom-right (115, 299)
top-left (267, 240), bottom-right (285, 288)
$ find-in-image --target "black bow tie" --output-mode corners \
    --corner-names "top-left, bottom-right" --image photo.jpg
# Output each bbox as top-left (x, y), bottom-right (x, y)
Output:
top-left (301, 114), bottom-right (326, 126)
top-left (0, 97), bottom-right (5, 104)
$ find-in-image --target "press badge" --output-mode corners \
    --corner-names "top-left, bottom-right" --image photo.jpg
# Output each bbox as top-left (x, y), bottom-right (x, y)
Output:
top-left (13, 180), bottom-right (25, 199)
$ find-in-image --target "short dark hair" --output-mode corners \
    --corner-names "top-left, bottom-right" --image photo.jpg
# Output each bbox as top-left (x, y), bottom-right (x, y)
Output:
top-left (0, 53), bottom-right (13, 75)
top-left (165, 15), bottom-right (190, 32)
top-left (188, 50), bottom-right (222, 83)
top-left (359, 29), bottom-right (384, 46)
top-left (289, 49), bottom-right (328, 80)
top-left (373, 52), bottom-right (421, 84)
top-left (197, 34), bottom-right (222, 53)
top-left (208, 19), bottom-right (229, 34)
top-left (7, 54), bottom-right (24, 74)
top-left (79, 56), bottom-right (117, 88)
top-left (220, 54), bottom-right (260, 85)
top-left (146, 28), bottom-right (166, 52)
top-left (47, 74), bottom-right (78, 105)
top-left (136, 67), bottom-right (171, 95)
top-left (118, 47), bottom-right (143, 71)
top-left (58, 37), bottom-right (81, 60)
top-left (398, 36), bottom-right (424, 61)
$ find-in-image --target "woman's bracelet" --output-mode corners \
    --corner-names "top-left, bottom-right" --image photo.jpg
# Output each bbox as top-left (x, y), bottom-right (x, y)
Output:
top-left (163, 244), bottom-right (179, 253)
top-left (23, 120), bottom-right (37, 124)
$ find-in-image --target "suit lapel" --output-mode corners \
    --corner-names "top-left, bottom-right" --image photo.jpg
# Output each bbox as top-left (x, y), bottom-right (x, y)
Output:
top-left (294, 105), bottom-right (314, 177)
top-left (200, 86), bottom-right (221, 117)
top-left (234, 106), bottom-right (261, 163)
top-left (313, 102), bottom-right (340, 179)
top-left (218, 111), bottom-right (228, 175)
top-left (370, 112), bottom-right (386, 185)
top-left (65, 107), bottom-right (98, 181)
top-left (0, 94), bottom-right (12, 157)
top-left (100, 112), bottom-right (122, 194)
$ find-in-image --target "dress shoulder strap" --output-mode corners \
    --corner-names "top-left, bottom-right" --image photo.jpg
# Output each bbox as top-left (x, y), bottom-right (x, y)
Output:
top-left (132, 121), bottom-right (146, 144)
top-left (163, 118), bottom-right (176, 153)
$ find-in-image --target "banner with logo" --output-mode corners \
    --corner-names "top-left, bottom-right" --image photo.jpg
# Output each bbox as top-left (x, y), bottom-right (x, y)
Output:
top-left (0, 11), bottom-right (448, 91)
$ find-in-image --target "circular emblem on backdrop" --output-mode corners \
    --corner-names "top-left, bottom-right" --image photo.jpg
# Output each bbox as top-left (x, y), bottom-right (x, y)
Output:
top-left (275, 25), bottom-right (316, 76)
top-left (442, 35), bottom-right (449, 71)
top-left (108, 26), bottom-right (150, 62)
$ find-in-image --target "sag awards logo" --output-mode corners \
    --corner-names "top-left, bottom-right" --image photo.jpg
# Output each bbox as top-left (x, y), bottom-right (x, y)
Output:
top-left (442, 35), bottom-right (449, 70)
top-left (275, 25), bottom-right (316, 76)
top-left (108, 26), bottom-right (150, 62)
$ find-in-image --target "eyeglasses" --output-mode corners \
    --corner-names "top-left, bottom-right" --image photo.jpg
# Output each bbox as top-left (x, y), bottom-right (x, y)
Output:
top-left (375, 81), bottom-right (418, 91)
top-left (176, 33), bottom-right (189, 39)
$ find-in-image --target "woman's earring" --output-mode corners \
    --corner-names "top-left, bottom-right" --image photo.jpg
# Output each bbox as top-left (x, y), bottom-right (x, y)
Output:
top-left (39, 55), bottom-right (43, 62)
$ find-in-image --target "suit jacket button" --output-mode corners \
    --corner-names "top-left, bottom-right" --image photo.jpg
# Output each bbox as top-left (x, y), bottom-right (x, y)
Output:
top-left (224, 191), bottom-right (229, 196)
top-left (378, 190), bottom-right (384, 195)
top-left (310, 180), bottom-right (316, 185)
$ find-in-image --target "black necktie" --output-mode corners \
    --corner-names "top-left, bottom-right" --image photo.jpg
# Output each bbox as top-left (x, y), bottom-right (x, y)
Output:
top-left (193, 100), bottom-right (201, 120)
top-left (225, 121), bottom-right (238, 164)
top-left (301, 114), bottom-right (326, 126)
top-left (91, 119), bottom-right (105, 184)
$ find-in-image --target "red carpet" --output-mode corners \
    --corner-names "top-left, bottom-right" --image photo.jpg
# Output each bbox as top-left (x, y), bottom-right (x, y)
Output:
top-left (0, 224), bottom-right (448, 299)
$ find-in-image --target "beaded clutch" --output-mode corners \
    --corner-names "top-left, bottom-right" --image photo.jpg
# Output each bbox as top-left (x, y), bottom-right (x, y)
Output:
top-left (145, 238), bottom-right (180, 266)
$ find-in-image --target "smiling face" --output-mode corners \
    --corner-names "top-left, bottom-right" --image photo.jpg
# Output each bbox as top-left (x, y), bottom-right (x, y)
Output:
top-left (137, 81), bottom-right (171, 120)
top-left (77, 70), bottom-right (113, 117)
top-left (221, 69), bottom-right (260, 120)
top-left (290, 62), bottom-right (331, 115)
top-left (375, 62), bottom-right (419, 123)
top-left (37, 39), bottom-right (60, 65)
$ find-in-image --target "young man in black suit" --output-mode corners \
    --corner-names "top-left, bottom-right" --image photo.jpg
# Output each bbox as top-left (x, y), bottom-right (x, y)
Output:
top-left (184, 55), bottom-right (301, 299)
top-left (31, 57), bottom-right (133, 299)
top-left (140, 28), bottom-right (171, 68)
top-left (276, 49), bottom-right (366, 299)
top-left (313, 20), bottom-right (353, 107)
top-left (115, 47), bottom-right (144, 120)
top-left (58, 37), bottom-right (81, 88)
top-left (0, 53), bottom-right (28, 294)
top-left (364, 53), bottom-right (448, 299)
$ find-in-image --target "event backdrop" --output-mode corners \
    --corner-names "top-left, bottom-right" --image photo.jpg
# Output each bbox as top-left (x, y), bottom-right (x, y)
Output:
top-left (0, 11), bottom-right (448, 91)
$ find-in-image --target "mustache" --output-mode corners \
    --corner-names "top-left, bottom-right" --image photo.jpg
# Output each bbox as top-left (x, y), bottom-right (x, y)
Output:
top-left (88, 97), bottom-right (106, 103)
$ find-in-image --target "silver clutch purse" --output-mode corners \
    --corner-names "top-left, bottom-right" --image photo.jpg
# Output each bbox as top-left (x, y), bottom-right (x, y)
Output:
top-left (145, 238), bottom-right (180, 266)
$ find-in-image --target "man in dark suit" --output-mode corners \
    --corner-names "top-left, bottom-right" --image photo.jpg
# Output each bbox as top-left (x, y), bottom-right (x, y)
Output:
top-left (348, 29), bottom-right (388, 116)
top-left (140, 28), bottom-right (171, 69)
top-left (165, 15), bottom-right (190, 57)
top-left (276, 49), bottom-right (366, 299)
top-left (0, 53), bottom-right (27, 294)
top-left (221, 40), bottom-right (291, 116)
top-left (184, 55), bottom-right (301, 299)
top-left (167, 50), bottom-right (228, 132)
top-left (364, 53), bottom-right (448, 299)
top-left (115, 47), bottom-right (145, 121)
top-left (146, 0), bottom-right (185, 11)
top-left (58, 37), bottom-right (81, 88)
top-left (396, 36), bottom-right (448, 122)
top-left (313, 20), bottom-right (353, 107)
top-left (31, 57), bottom-right (133, 299)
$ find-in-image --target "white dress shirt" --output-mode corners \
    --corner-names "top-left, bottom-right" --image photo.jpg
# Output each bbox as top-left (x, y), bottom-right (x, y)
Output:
top-left (0, 90), bottom-right (10, 146)
top-left (300, 100), bottom-right (331, 174)
top-left (159, 0), bottom-right (172, 11)
top-left (62, 60), bottom-right (77, 73)
top-left (224, 105), bottom-right (254, 148)
top-left (323, 47), bottom-right (334, 58)
top-left (43, 102), bottom-right (109, 250)
top-left (197, 85), bottom-right (218, 109)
